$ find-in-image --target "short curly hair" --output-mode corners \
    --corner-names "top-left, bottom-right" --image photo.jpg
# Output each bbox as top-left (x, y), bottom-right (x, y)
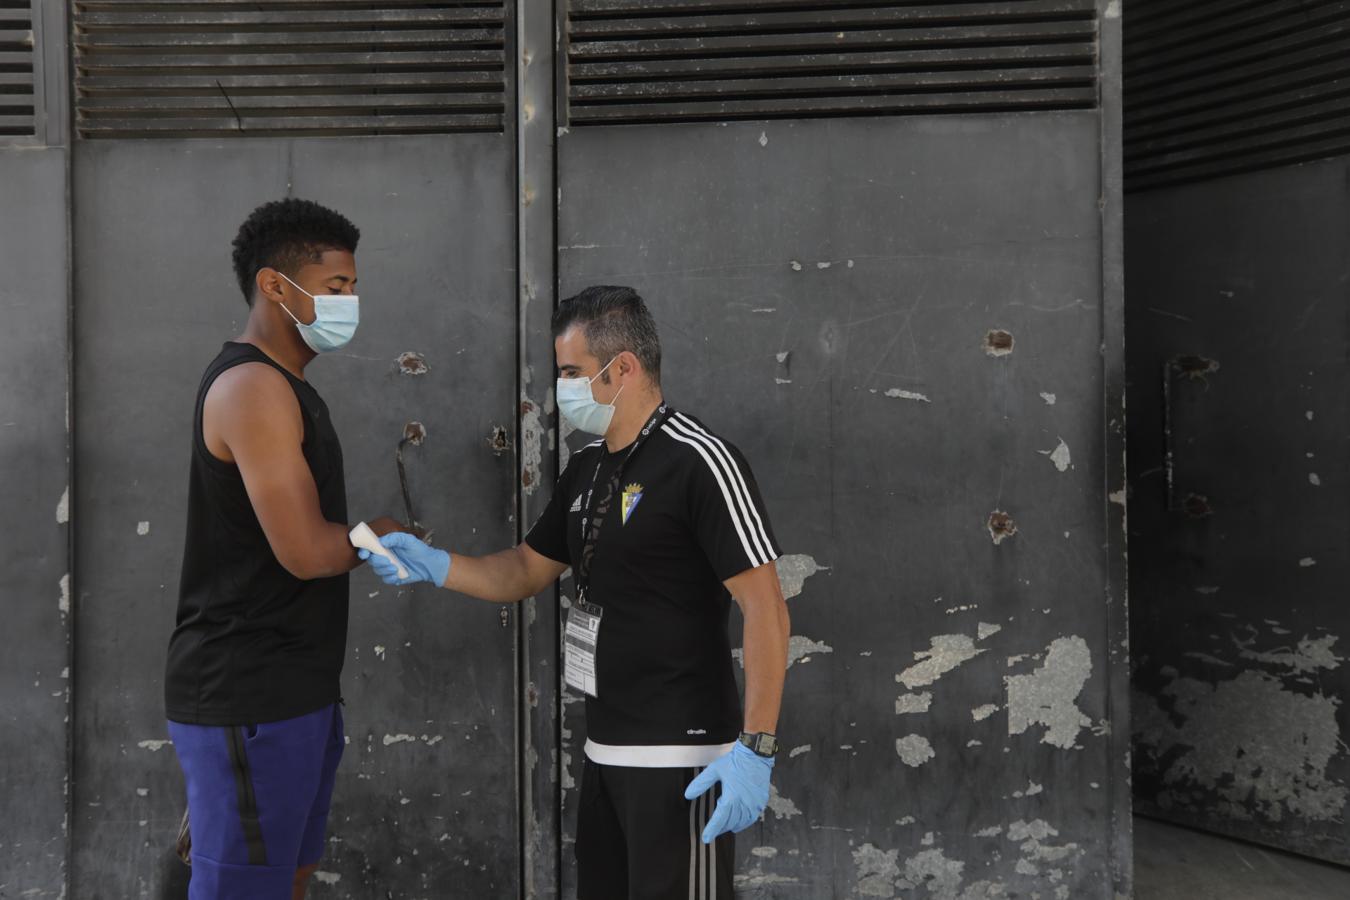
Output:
top-left (231, 198), bottom-right (360, 305)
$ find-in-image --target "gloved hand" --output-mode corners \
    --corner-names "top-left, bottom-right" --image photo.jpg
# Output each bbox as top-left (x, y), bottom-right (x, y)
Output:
top-left (358, 531), bottom-right (450, 587)
top-left (683, 741), bottom-right (774, 844)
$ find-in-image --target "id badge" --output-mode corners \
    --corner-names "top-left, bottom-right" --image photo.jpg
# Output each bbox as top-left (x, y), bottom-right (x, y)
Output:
top-left (564, 599), bottom-right (603, 698)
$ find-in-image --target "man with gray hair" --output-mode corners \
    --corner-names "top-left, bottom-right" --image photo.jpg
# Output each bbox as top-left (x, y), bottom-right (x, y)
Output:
top-left (364, 285), bottom-right (791, 898)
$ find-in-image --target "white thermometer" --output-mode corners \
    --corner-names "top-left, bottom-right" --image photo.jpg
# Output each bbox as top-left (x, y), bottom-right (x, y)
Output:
top-left (349, 522), bottom-right (409, 580)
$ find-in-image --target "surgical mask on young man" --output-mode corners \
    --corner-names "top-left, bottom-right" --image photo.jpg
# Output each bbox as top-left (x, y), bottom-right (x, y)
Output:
top-left (275, 270), bottom-right (360, 354)
top-left (557, 356), bottom-right (625, 435)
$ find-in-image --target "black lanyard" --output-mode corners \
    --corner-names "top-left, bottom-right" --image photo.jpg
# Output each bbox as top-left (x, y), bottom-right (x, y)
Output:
top-left (576, 402), bottom-right (670, 603)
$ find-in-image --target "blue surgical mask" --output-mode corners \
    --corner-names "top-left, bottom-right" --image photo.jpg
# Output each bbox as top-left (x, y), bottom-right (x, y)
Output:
top-left (276, 271), bottom-right (359, 354)
top-left (557, 356), bottom-right (625, 435)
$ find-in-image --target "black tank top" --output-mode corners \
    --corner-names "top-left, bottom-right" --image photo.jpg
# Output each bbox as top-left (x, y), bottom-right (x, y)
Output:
top-left (165, 342), bottom-right (349, 725)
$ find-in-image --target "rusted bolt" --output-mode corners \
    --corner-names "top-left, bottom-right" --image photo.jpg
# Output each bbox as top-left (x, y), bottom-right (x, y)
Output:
top-left (488, 426), bottom-right (511, 454)
top-left (521, 400), bottom-right (535, 415)
top-left (521, 467), bottom-right (535, 487)
top-left (397, 352), bottom-right (428, 376)
top-left (984, 330), bottom-right (1015, 357)
top-left (1182, 493), bottom-right (1213, 518)
top-left (402, 421), bottom-right (426, 446)
top-left (988, 510), bottom-right (1018, 544)
top-left (1171, 355), bottom-right (1220, 381)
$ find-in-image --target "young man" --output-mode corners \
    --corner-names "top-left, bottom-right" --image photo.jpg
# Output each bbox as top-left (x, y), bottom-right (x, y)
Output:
top-left (164, 198), bottom-right (402, 900)
top-left (364, 286), bottom-right (791, 899)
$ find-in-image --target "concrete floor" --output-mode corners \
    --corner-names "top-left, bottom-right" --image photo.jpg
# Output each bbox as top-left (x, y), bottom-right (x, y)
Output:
top-left (1134, 816), bottom-right (1350, 900)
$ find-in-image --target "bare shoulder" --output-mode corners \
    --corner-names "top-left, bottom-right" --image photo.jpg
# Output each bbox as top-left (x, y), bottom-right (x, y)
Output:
top-left (203, 362), bottom-right (301, 459)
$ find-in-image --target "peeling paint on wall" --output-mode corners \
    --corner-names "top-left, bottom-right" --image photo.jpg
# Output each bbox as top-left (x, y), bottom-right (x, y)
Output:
top-left (1006, 636), bottom-right (1093, 749)
top-left (1039, 438), bottom-right (1072, 472)
top-left (983, 329), bottom-right (1015, 357)
top-left (58, 574), bottom-right (70, 615)
top-left (987, 511), bottom-right (1017, 545)
top-left (1135, 669), bottom-right (1349, 823)
top-left (896, 734), bottom-right (936, 767)
top-left (520, 395), bottom-right (544, 496)
top-left (766, 784), bottom-right (801, 819)
top-left (895, 692), bottom-right (933, 715)
top-left (897, 635), bottom-right (984, 690)
top-left (775, 553), bottom-right (828, 600)
top-left (1233, 631), bottom-right (1342, 674)
top-left (55, 486), bottom-right (68, 524)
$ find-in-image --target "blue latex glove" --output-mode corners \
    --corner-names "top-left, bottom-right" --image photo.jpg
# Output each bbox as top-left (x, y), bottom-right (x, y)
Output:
top-left (684, 742), bottom-right (775, 844)
top-left (357, 531), bottom-right (450, 587)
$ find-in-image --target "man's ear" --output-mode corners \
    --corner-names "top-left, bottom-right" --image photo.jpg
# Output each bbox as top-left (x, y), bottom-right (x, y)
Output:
top-left (255, 268), bottom-right (285, 305)
top-left (618, 350), bottom-right (640, 381)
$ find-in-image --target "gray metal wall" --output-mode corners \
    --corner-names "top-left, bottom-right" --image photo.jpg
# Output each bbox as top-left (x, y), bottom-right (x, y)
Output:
top-left (1127, 155), bottom-right (1350, 864)
top-left (1, 2), bottom-right (1128, 897)
top-left (554, 104), bottom-right (1129, 897)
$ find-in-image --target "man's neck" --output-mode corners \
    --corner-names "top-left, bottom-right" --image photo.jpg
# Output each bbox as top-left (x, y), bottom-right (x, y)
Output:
top-left (238, 307), bottom-right (314, 380)
top-left (604, 391), bottom-right (664, 453)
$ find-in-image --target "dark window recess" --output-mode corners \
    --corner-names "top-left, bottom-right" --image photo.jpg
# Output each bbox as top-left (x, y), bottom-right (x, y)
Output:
top-left (72, 1), bottom-right (508, 139)
top-left (1125, 0), bottom-right (1350, 192)
top-left (565, 0), bottom-right (1100, 127)
top-left (0, 0), bottom-right (36, 138)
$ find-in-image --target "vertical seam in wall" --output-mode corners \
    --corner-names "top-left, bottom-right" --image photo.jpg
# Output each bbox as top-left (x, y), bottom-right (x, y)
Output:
top-left (1096, 0), bottom-right (1132, 895)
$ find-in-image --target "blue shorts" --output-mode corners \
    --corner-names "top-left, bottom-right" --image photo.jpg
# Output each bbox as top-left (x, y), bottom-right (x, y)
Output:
top-left (168, 703), bottom-right (344, 899)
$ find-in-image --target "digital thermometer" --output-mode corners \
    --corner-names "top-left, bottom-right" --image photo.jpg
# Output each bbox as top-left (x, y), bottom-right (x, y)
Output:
top-left (349, 522), bottom-right (409, 580)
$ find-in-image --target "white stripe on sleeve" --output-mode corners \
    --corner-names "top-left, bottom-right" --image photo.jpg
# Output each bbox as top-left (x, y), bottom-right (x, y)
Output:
top-left (661, 423), bottom-right (764, 567)
top-left (665, 415), bottom-right (775, 565)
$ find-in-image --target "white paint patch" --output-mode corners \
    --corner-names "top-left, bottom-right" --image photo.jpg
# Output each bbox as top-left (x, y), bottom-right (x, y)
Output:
top-left (137, 521), bottom-right (150, 536)
top-left (787, 636), bottom-right (833, 665)
top-left (1039, 438), bottom-right (1072, 472)
top-left (790, 260), bottom-right (803, 271)
top-left (977, 622), bottom-right (1002, 641)
top-left (1105, 0), bottom-right (1120, 18)
top-left (136, 788), bottom-right (149, 797)
top-left (974, 825), bottom-right (1003, 838)
top-left (1306, 410), bottom-right (1314, 421)
top-left (1108, 489), bottom-right (1127, 506)
top-left (382, 734), bottom-right (417, 746)
top-left (902, 848), bottom-right (966, 899)
top-left (1299, 557), bottom-right (1317, 567)
top-left (1013, 782), bottom-right (1044, 798)
top-left (56, 487), bottom-right (69, 524)
top-left (1040, 392), bottom-right (1057, 405)
top-left (758, 131), bottom-right (768, 147)
top-left (766, 784), bottom-right (801, 819)
top-left (971, 704), bottom-right (999, 722)
top-left (1006, 636), bottom-right (1093, 749)
top-left (751, 846), bottom-right (778, 858)
top-left (775, 554), bottom-right (829, 599)
top-left (520, 392), bottom-right (545, 497)
top-left (59, 574), bottom-right (70, 615)
top-left (895, 734), bottom-right (935, 767)
top-left (788, 744), bottom-right (811, 758)
top-left (1235, 633), bottom-right (1342, 674)
top-left (895, 692), bottom-right (933, 715)
top-left (373, 645), bottom-right (387, 660)
top-left (883, 388), bottom-right (931, 403)
top-left (817, 261), bottom-right (832, 269)
top-left (137, 740), bottom-right (171, 752)
top-left (1309, 473), bottom-right (1321, 486)
top-left (853, 843), bottom-right (901, 897)
top-left (312, 871), bottom-right (341, 885)
top-left (1135, 670), bottom-right (1349, 822)
top-left (897, 634), bottom-right (984, 689)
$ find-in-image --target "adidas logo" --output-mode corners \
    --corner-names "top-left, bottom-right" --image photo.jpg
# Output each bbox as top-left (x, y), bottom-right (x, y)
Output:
top-left (569, 495), bottom-right (582, 513)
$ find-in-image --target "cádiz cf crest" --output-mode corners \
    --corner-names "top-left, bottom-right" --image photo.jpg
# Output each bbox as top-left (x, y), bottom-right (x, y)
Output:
top-left (621, 483), bottom-right (644, 525)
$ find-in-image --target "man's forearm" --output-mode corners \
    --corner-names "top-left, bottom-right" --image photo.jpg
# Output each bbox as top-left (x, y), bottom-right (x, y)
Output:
top-left (443, 546), bottom-right (540, 603)
top-left (740, 598), bottom-right (790, 734)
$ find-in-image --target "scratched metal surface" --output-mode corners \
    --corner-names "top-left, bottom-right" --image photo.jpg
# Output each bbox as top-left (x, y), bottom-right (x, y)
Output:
top-left (555, 111), bottom-right (1129, 898)
top-left (1127, 156), bottom-right (1350, 865)
top-left (0, 147), bottom-right (72, 898)
top-left (67, 134), bottom-right (521, 898)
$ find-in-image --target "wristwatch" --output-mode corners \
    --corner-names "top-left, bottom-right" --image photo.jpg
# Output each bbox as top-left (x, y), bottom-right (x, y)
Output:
top-left (739, 731), bottom-right (779, 758)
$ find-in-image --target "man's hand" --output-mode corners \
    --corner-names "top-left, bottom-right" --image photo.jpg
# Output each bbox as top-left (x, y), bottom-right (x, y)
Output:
top-left (359, 531), bottom-right (450, 587)
top-left (683, 742), bottom-right (774, 844)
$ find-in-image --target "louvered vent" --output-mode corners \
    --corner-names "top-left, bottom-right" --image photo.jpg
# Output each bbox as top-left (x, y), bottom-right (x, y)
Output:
top-left (1126, 1), bottom-right (1350, 192)
top-left (0, 0), bottom-right (35, 137)
top-left (565, 1), bottom-right (1100, 127)
top-left (72, 1), bottom-right (508, 139)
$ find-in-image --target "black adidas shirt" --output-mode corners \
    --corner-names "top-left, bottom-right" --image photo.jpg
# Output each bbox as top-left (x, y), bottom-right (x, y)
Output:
top-left (526, 407), bottom-right (780, 765)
